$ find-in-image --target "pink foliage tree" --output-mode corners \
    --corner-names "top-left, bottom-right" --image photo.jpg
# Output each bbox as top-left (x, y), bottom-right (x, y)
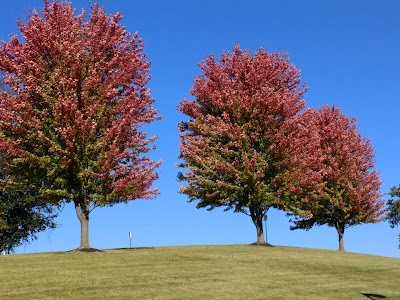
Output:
top-left (178, 45), bottom-right (316, 244)
top-left (289, 106), bottom-right (385, 251)
top-left (0, 0), bottom-right (160, 250)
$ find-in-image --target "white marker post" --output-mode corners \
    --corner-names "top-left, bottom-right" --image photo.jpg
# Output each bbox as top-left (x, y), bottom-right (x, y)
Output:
top-left (129, 231), bottom-right (132, 248)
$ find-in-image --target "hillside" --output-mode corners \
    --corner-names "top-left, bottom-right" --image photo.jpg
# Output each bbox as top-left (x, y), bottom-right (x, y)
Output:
top-left (0, 245), bottom-right (399, 299)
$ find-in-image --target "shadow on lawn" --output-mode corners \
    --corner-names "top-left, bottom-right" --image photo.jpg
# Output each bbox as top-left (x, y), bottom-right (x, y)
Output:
top-left (51, 247), bottom-right (155, 254)
top-left (249, 242), bottom-right (274, 247)
top-left (359, 293), bottom-right (387, 299)
top-left (112, 247), bottom-right (155, 251)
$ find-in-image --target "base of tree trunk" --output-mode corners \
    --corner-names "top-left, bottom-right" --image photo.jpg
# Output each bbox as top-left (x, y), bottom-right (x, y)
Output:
top-left (249, 242), bottom-right (274, 247)
top-left (69, 247), bottom-right (104, 253)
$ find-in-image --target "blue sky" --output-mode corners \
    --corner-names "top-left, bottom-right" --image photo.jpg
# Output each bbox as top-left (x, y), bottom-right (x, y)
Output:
top-left (1, 0), bottom-right (400, 257)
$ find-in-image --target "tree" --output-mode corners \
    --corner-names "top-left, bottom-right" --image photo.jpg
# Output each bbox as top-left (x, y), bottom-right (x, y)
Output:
top-left (0, 0), bottom-right (160, 250)
top-left (0, 176), bottom-right (57, 254)
top-left (178, 45), bottom-right (315, 244)
top-left (288, 106), bottom-right (384, 251)
top-left (0, 76), bottom-right (57, 254)
top-left (386, 186), bottom-right (400, 248)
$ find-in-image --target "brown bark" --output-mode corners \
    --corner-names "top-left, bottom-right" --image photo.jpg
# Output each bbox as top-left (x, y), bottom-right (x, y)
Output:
top-left (75, 202), bottom-right (90, 249)
top-left (250, 207), bottom-right (266, 244)
top-left (336, 223), bottom-right (345, 251)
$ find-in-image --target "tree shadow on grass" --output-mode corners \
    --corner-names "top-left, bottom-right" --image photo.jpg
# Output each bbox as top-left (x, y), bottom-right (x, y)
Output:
top-left (359, 293), bottom-right (387, 299)
top-left (52, 247), bottom-right (155, 254)
top-left (72, 248), bottom-right (104, 253)
top-left (249, 242), bottom-right (274, 247)
top-left (51, 248), bottom-right (105, 254)
top-left (112, 247), bottom-right (155, 251)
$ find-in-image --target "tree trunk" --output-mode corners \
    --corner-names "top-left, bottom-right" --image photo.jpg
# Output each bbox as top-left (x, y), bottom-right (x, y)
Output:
top-left (250, 207), bottom-right (265, 244)
top-left (75, 202), bottom-right (90, 249)
top-left (336, 223), bottom-right (345, 251)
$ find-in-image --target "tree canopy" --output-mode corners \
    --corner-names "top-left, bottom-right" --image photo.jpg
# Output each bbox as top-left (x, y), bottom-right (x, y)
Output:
top-left (0, 169), bottom-right (57, 254)
top-left (0, 0), bottom-right (160, 249)
top-left (288, 106), bottom-right (385, 251)
top-left (386, 186), bottom-right (400, 248)
top-left (178, 45), bottom-right (317, 244)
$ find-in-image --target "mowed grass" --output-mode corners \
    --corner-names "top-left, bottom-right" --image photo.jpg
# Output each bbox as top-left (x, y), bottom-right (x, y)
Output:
top-left (0, 245), bottom-right (399, 300)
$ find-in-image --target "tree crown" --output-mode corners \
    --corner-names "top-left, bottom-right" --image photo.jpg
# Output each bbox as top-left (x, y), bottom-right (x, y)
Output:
top-left (178, 45), bottom-right (311, 214)
top-left (0, 0), bottom-right (160, 206)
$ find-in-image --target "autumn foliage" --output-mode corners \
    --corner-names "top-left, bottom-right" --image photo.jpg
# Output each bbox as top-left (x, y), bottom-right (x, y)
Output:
top-left (0, 1), bottom-right (386, 252)
top-left (0, 0), bottom-right (160, 249)
top-left (289, 106), bottom-right (385, 251)
top-left (178, 46), bottom-right (384, 248)
top-left (178, 45), bottom-right (313, 244)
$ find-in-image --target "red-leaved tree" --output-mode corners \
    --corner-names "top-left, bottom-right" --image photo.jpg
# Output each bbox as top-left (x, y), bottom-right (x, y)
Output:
top-left (0, 0), bottom-right (160, 250)
top-left (288, 106), bottom-right (384, 251)
top-left (178, 45), bottom-right (317, 244)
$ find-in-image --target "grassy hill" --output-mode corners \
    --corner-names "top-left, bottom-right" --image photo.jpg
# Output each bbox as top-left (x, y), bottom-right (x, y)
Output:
top-left (0, 245), bottom-right (399, 299)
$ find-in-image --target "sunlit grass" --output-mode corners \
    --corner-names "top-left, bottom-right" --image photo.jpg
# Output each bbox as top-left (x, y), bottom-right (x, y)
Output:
top-left (0, 245), bottom-right (399, 299)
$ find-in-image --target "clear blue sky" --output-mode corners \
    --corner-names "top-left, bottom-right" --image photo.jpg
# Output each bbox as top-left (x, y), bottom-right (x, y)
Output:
top-left (1, 0), bottom-right (399, 257)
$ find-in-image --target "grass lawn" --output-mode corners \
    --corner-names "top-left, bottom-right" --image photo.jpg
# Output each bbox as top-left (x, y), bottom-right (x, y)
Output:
top-left (0, 245), bottom-right (399, 299)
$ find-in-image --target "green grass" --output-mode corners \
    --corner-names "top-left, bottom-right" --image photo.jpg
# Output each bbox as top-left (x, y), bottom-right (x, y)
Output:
top-left (0, 245), bottom-right (399, 299)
